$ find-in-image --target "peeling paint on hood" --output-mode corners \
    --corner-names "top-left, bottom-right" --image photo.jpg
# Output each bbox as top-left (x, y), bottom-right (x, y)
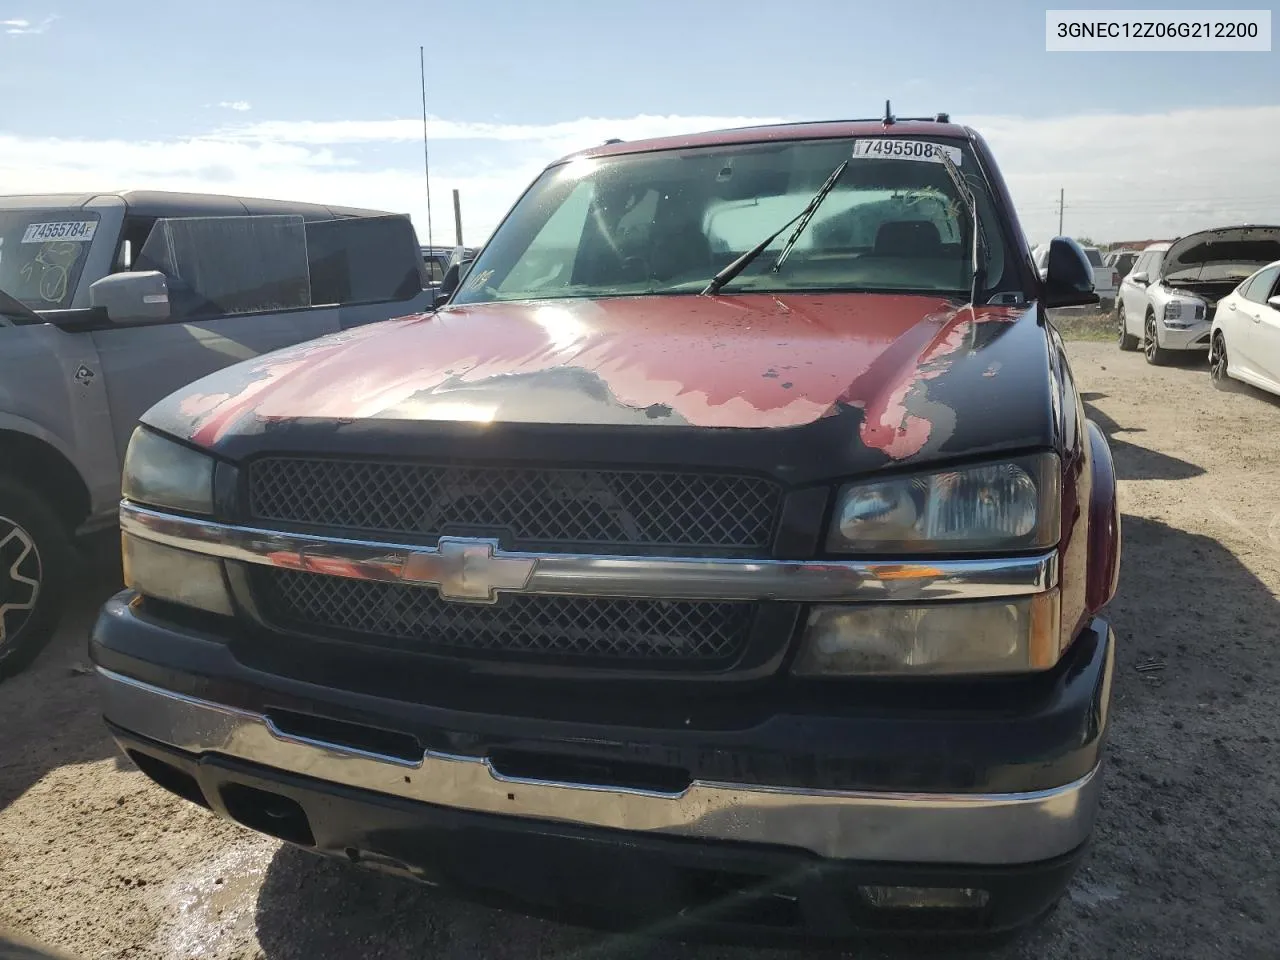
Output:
top-left (139, 294), bottom-right (1031, 455)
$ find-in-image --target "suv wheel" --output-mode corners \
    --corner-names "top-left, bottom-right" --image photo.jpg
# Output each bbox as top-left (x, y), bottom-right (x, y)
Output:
top-left (1144, 312), bottom-right (1172, 366)
top-left (0, 477), bottom-right (71, 681)
top-left (1117, 303), bottom-right (1138, 351)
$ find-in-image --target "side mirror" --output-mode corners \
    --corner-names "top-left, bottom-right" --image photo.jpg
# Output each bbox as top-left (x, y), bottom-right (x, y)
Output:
top-left (1041, 237), bottom-right (1099, 309)
top-left (1268, 295), bottom-right (1280, 310)
top-left (1129, 271), bottom-right (1150, 286)
top-left (89, 271), bottom-right (170, 324)
top-left (438, 256), bottom-right (476, 300)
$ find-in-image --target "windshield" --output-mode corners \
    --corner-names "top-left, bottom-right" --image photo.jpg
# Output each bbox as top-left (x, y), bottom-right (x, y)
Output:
top-left (450, 137), bottom-right (1009, 305)
top-left (0, 209), bottom-right (101, 309)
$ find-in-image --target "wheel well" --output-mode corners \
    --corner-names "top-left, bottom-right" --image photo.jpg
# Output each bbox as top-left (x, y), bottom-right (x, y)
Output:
top-left (0, 430), bottom-right (92, 532)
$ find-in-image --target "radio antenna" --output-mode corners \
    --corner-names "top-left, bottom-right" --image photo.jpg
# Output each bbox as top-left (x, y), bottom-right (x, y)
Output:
top-left (418, 45), bottom-right (434, 253)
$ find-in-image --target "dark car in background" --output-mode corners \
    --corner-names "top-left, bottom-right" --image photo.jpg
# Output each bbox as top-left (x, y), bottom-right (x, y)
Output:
top-left (91, 119), bottom-right (1119, 944)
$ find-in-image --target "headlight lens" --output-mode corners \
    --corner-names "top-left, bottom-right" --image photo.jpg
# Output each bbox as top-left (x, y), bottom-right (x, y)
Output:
top-left (122, 428), bottom-right (214, 514)
top-left (122, 534), bottom-right (234, 616)
top-left (792, 591), bottom-right (1062, 676)
top-left (827, 454), bottom-right (1060, 554)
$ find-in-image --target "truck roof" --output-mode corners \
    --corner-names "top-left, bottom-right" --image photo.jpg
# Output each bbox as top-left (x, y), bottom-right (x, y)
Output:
top-left (559, 119), bottom-right (972, 164)
top-left (0, 189), bottom-right (399, 221)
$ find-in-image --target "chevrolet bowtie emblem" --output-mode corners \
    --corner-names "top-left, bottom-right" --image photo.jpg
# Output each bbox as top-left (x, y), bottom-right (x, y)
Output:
top-left (401, 537), bottom-right (536, 603)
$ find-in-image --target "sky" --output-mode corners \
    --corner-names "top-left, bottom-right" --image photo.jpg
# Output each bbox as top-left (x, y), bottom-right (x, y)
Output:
top-left (2, 0), bottom-right (1278, 247)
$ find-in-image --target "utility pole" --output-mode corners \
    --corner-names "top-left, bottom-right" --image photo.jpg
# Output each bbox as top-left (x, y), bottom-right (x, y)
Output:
top-left (418, 46), bottom-right (434, 253)
top-left (453, 189), bottom-right (463, 247)
top-left (1058, 188), bottom-right (1064, 236)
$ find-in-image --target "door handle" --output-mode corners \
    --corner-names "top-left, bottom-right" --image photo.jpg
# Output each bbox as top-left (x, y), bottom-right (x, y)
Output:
top-left (1226, 302), bottom-right (1237, 310)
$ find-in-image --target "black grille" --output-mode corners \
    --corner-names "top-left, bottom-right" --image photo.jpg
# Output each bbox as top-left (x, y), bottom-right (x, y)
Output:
top-left (247, 458), bottom-right (781, 556)
top-left (255, 569), bottom-right (753, 666)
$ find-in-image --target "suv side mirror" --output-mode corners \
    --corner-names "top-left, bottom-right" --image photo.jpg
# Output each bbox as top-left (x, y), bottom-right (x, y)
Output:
top-left (1041, 236), bottom-right (1099, 309)
top-left (1268, 295), bottom-right (1280, 310)
top-left (89, 271), bottom-right (171, 324)
top-left (1129, 271), bottom-right (1150, 286)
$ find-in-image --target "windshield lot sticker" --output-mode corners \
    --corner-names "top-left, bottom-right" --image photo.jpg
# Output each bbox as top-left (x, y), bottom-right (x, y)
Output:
top-left (21, 221), bottom-right (98, 244)
top-left (851, 140), bottom-right (962, 166)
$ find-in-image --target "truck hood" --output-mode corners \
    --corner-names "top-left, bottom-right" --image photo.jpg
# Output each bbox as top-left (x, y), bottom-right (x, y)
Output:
top-left (1162, 224), bottom-right (1280, 279)
top-left (142, 293), bottom-right (1034, 464)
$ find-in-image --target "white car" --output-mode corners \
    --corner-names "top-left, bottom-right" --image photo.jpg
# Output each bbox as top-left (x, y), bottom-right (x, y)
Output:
top-left (1034, 243), bottom-right (1117, 308)
top-left (1116, 226), bottom-right (1280, 365)
top-left (1209, 257), bottom-right (1280, 395)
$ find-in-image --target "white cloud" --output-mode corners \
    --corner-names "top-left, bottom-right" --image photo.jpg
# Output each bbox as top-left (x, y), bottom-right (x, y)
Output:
top-left (4, 14), bottom-right (58, 35)
top-left (2, 106), bottom-right (1278, 248)
top-left (217, 101), bottom-right (252, 112)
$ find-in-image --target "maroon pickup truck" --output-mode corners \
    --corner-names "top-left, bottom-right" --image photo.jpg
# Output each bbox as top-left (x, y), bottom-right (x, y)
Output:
top-left (91, 116), bottom-right (1120, 944)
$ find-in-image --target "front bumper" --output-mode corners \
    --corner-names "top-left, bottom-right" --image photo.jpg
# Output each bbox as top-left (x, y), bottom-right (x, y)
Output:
top-left (1160, 318), bottom-right (1213, 351)
top-left (110, 720), bottom-right (1089, 942)
top-left (91, 592), bottom-right (1115, 938)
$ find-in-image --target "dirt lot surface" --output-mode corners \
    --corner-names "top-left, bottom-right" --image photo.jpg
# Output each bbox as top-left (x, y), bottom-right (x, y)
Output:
top-left (2, 340), bottom-right (1278, 960)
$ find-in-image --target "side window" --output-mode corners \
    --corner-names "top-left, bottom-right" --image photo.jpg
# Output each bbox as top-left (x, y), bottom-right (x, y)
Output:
top-left (489, 179), bottom-right (594, 296)
top-left (1129, 253), bottom-right (1149, 277)
top-left (304, 215), bottom-right (423, 306)
top-left (114, 216), bottom-right (157, 272)
top-left (1240, 266), bottom-right (1280, 304)
top-left (136, 215), bottom-right (311, 321)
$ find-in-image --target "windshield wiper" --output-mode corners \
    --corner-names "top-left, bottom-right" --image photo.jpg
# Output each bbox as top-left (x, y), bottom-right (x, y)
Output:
top-left (934, 149), bottom-right (987, 306)
top-left (700, 159), bottom-right (849, 297)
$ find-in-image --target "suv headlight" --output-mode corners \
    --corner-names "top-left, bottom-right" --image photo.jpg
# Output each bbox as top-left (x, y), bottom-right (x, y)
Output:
top-left (1163, 299), bottom-right (1202, 327)
top-left (120, 428), bottom-right (231, 615)
top-left (122, 427), bottom-right (214, 514)
top-left (826, 453), bottom-right (1061, 554)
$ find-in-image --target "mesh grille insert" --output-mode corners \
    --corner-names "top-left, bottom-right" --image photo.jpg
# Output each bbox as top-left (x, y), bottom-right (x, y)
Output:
top-left (248, 458), bottom-right (780, 556)
top-left (255, 569), bottom-right (754, 665)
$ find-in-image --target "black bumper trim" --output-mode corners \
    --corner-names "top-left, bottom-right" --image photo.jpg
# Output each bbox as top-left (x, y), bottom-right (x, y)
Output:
top-left (90, 591), bottom-right (1116, 797)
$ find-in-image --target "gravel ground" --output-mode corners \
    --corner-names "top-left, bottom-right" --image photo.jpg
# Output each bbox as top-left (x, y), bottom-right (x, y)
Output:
top-left (2, 340), bottom-right (1279, 960)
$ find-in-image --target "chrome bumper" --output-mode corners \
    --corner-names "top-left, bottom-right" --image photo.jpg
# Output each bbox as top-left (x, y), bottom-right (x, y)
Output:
top-left (99, 667), bottom-right (1102, 866)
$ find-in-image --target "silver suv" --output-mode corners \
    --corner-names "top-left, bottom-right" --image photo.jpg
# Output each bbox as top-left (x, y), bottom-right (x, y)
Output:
top-left (0, 190), bottom-right (435, 678)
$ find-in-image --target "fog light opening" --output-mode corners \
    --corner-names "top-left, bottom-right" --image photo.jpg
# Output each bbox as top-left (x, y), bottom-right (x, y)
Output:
top-left (858, 885), bottom-right (991, 910)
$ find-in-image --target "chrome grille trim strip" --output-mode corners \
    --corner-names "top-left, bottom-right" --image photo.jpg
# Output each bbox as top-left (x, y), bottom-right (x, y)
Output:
top-left (121, 501), bottom-right (1058, 604)
top-left (99, 667), bottom-right (1100, 865)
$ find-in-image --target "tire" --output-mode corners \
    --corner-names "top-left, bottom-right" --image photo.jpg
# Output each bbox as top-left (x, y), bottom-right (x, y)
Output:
top-left (0, 477), bottom-right (72, 680)
top-left (1117, 303), bottom-right (1139, 351)
top-left (1209, 331), bottom-right (1236, 391)
top-left (1143, 312), bottom-right (1173, 366)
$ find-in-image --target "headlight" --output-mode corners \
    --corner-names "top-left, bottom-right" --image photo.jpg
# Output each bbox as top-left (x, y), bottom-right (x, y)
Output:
top-left (1163, 299), bottom-right (1202, 327)
top-left (122, 534), bottom-right (234, 616)
top-left (122, 428), bottom-right (214, 514)
top-left (792, 591), bottom-right (1062, 676)
top-left (826, 454), bottom-right (1060, 554)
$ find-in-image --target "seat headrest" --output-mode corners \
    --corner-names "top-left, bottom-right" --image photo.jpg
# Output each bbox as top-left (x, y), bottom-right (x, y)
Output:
top-left (873, 220), bottom-right (944, 257)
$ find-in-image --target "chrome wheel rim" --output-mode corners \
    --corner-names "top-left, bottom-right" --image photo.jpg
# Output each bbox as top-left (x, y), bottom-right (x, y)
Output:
top-left (0, 515), bottom-right (41, 649)
top-left (1117, 305), bottom-right (1127, 345)
top-left (1210, 335), bottom-right (1228, 383)
top-left (1145, 315), bottom-right (1157, 360)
